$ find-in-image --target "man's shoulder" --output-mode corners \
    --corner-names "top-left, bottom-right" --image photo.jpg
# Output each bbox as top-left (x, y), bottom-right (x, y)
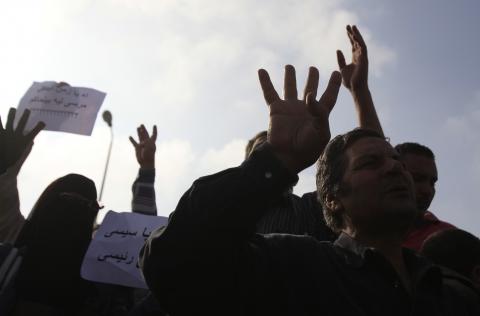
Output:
top-left (258, 233), bottom-right (333, 253)
top-left (423, 211), bottom-right (455, 228)
top-left (440, 267), bottom-right (480, 312)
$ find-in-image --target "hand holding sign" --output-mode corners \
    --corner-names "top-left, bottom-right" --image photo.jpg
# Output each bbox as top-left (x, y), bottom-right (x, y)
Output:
top-left (0, 108), bottom-right (45, 174)
top-left (16, 81), bottom-right (106, 136)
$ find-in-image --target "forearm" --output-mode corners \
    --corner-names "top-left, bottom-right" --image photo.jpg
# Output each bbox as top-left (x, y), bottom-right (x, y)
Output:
top-left (140, 145), bottom-right (297, 313)
top-left (351, 87), bottom-right (384, 137)
top-left (131, 168), bottom-right (157, 215)
top-left (0, 168), bottom-right (25, 243)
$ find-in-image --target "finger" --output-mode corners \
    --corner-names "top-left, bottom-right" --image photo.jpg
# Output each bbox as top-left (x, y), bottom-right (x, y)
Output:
top-left (303, 67), bottom-right (319, 101)
top-left (352, 25), bottom-right (367, 49)
top-left (5, 108), bottom-right (16, 131)
top-left (152, 125), bottom-right (157, 141)
top-left (57, 82), bottom-right (70, 87)
top-left (16, 109), bottom-right (31, 134)
top-left (284, 64), bottom-right (298, 100)
top-left (258, 69), bottom-right (280, 105)
top-left (336, 50), bottom-right (347, 70)
top-left (137, 127), bottom-right (142, 141)
top-left (129, 136), bottom-right (139, 148)
top-left (318, 71), bottom-right (342, 114)
top-left (346, 25), bottom-right (354, 46)
top-left (140, 124), bottom-right (149, 140)
top-left (305, 92), bottom-right (318, 116)
top-left (26, 121), bottom-right (45, 141)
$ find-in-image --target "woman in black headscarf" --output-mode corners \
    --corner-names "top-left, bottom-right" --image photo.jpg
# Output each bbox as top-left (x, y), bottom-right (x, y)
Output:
top-left (13, 174), bottom-right (100, 314)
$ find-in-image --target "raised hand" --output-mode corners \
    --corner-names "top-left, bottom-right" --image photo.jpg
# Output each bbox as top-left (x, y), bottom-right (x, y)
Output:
top-left (337, 25), bottom-right (368, 91)
top-left (258, 65), bottom-right (341, 174)
top-left (129, 125), bottom-right (157, 169)
top-left (0, 108), bottom-right (45, 174)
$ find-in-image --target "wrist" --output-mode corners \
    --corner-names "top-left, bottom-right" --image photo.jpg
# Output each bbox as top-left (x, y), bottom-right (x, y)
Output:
top-left (350, 85), bottom-right (370, 96)
top-left (140, 163), bottom-right (155, 170)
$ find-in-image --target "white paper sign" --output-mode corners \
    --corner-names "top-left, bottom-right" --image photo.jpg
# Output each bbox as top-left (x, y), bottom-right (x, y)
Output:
top-left (81, 211), bottom-right (168, 289)
top-left (16, 81), bottom-right (106, 135)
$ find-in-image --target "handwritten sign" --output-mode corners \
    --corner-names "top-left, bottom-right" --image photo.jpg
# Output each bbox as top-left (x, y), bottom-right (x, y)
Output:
top-left (81, 211), bottom-right (168, 289)
top-left (16, 81), bottom-right (106, 135)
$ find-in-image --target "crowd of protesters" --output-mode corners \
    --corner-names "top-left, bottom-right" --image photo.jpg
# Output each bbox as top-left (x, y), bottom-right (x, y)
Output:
top-left (0, 25), bottom-right (479, 315)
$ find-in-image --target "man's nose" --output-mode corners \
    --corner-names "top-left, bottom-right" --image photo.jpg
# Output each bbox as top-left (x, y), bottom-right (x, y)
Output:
top-left (385, 158), bottom-right (404, 174)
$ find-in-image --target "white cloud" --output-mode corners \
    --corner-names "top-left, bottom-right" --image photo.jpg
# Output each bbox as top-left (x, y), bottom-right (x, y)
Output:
top-left (2, 0), bottom-right (397, 221)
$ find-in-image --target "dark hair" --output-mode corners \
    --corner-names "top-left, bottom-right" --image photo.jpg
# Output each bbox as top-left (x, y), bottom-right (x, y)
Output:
top-left (421, 229), bottom-right (480, 279)
top-left (317, 128), bottom-right (385, 232)
top-left (395, 142), bottom-right (435, 160)
top-left (245, 130), bottom-right (268, 159)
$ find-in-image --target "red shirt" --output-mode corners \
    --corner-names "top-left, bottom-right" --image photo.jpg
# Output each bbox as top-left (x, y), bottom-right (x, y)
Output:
top-left (403, 211), bottom-right (456, 252)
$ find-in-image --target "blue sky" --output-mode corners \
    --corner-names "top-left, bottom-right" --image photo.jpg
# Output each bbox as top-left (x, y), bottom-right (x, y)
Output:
top-left (1, 0), bottom-right (478, 235)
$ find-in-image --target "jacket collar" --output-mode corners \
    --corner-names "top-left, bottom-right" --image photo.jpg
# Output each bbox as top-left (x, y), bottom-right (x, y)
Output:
top-left (333, 232), bottom-right (443, 290)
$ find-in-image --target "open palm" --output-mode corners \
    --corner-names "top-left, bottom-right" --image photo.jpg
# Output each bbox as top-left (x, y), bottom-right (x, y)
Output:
top-left (336, 25), bottom-right (368, 91)
top-left (129, 125), bottom-right (157, 169)
top-left (258, 65), bottom-right (341, 173)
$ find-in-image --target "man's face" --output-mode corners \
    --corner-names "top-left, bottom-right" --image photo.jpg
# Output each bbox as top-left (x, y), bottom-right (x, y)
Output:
top-left (336, 137), bottom-right (417, 235)
top-left (400, 153), bottom-right (437, 213)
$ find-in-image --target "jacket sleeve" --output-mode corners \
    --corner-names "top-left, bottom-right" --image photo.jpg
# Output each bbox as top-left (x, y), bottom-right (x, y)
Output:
top-left (131, 168), bottom-right (157, 216)
top-left (0, 165), bottom-right (26, 244)
top-left (139, 146), bottom-right (298, 315)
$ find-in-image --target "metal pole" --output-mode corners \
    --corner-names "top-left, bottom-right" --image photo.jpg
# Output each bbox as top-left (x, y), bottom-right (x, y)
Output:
top-left (99, 126), bottom-right (113, 201)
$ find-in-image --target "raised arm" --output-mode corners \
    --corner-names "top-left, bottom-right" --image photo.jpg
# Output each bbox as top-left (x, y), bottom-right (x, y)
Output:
top-left (129, 124), bottom-right (157, 215)
top-left (140, 65), bottom-right (341, 314)
top-left (337, 25), bottom-right (384, 136)
top-left (0, 108), bottom-right (44, 243)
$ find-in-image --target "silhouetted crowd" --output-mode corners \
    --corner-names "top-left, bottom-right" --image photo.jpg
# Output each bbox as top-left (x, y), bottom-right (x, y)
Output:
top-left (0, 25), bottom-right (479, 316)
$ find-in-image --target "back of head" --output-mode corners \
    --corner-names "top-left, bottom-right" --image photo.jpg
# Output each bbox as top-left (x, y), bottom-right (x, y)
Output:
top-left (421, 229), bottom-right (480, 283)
top-left (317, 128), bottom-right (386, 233)
top-left (15, 174), bottom-right (99, 309)
top-left (395, 142), bottom-right (435, 160)
top-left (245, 130), bottom-right (268, 159)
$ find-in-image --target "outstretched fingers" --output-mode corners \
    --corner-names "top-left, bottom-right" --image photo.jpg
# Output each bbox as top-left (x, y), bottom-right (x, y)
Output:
top-left (136, 126), bottom-right (143, 142)
top-left (284, 65), bottom-right (298, 100)
top-left (346, 25), bottom-right (355, 46)
top-left (6, 108), bottom-right (16, 131)
top-left (351, 25), bottom-right (366, 49)
top-left (129, 136), bottom-right (139, 148)
top-left (303, 67), bottom-right (319, 101)
top-left (16, 109), bottom-right (31, 134)
top-left (140, 124), bottom-right (150, 140)
top-left (26, 121), bottom-right (45, 142)
top-left (318, 71), bottom-right (342, 114)
top-left (336, 50), bottom-right (347, 70)
top-left (258, 69), bottom-right (280, 105)
top-left (151, 125), bottom-right (157, 142)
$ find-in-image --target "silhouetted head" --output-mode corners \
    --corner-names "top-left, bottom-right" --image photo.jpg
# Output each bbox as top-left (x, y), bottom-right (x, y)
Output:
top-left (421, 229), bottom-right (480, 287)
top-left (15, 174), bottom-right (99, 309)
top-left (395, 142), bottom-right (437, 214)
top-left (245, 130), bottom-right (268, 159)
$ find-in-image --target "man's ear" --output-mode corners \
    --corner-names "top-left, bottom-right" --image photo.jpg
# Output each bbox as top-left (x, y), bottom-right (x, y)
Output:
top-left (472, 265), bottom-right (480, 285)
top-left (325, 193), bottom-right (343, 213)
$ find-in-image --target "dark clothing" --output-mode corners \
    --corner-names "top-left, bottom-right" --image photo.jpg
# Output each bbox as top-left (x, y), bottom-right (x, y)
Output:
top-left (131, 168), bottom-right (157, 216)
top-left (14, 175), bottom-right (99, 311)
top-left (256, 190), bottom-right (336, 241)
top-left (140, 146), bottom-right (480, 316)
top-left (403, 211), bottom-right (456, 251)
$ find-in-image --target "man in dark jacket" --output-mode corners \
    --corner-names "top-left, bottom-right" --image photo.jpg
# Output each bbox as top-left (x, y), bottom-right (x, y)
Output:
top-left (140, 64), bottom-right (479, 315)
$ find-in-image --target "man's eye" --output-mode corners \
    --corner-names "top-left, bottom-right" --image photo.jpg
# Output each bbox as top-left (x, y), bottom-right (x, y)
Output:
top-left (358, 159), bottom-right (378, 169)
